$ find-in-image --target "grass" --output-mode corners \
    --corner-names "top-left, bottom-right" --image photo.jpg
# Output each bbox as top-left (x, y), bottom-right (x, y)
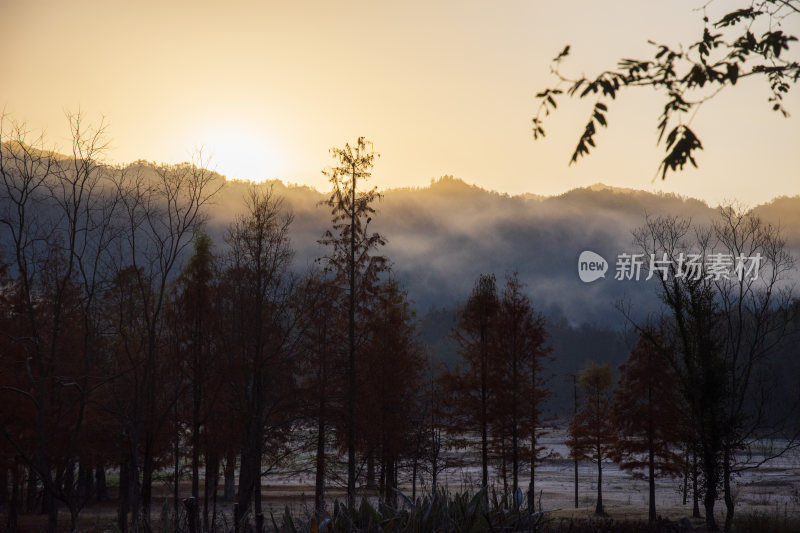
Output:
top-left (265, 488), bottom-right (549, 533)
top-left (733, 510), bottom-right (800, 533)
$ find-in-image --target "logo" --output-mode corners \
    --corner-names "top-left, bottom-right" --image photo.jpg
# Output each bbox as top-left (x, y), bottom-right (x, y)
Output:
top-left (578, 251), bottom-right (608, 283)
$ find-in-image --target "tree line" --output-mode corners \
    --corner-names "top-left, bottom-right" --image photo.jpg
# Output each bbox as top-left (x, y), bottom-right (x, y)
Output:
top-left (0, 120), bottom-right (554, 533)
top-left (1, 115), bottom-right (797, 533)
top-left (567, 208), bottom-right (800, 533)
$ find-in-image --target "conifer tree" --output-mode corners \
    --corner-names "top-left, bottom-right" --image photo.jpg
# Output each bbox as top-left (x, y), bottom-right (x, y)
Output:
top-left (613, 331), bottom-right (687, 524)
top-left (566, 361), bottom-right (616, 516)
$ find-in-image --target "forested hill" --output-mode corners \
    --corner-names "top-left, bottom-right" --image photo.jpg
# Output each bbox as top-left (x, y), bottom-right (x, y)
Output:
top-left (206, 175), bottom-right (800, 417)
top-left (207, 175), bottom-right (800, 329)
top-left (3, 152), bottom-right (799, 416)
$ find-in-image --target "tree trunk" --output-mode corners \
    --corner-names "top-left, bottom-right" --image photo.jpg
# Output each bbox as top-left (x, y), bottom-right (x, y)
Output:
top-left (723, 446), bottom-right (734, 533)
top-left (8, 463), bottom-right (19, 532)
top-left (224, 452), bottom-right (236, 501)
top-left (184, 497), bottom-right (199, 533)
top-left (254, 458), bottom-right (262, 517)
top-left (192, 379), bottom-right (201, 502)
top-left (682, 448), bottom-right (689, 506)
top-left (347, 167), bottom-right (357, 507)
top-left (63, 463), bottom-right (75, 504)
top-left (511, 352), bottom-right (519, 507)
top-left (25, 467), bottom-right (38, 513)
top-left (254, 418), bottom-right (263, 518)
top-left (128, 437), bottom-right (141, 533)
top-left (95, 466), bottom-right (107, 502)
top-left (431, 449), bottom-right (438, 494)
top-left (528, 420), bottom-right (536, 510)
top-left (572, 375), bottom-right (578, 509)
top-left (117, 456), bottom-right (130, 533)
top-left (411, 458), bottom-right (418, 502)
top-left (44, 486), bottom-right (58, 533)
top-left (648, 444), bottom-right (656, 523)
top-left (173, 414), bottom-right (181, 529)
top-left (204, 449), bottom-right (219, 532)
top-left (0, 465), bottom-right (9, 510)
top-left (315, 412), bottom-right (326, 516)
top-left (702, 445), bottom-right (719, 531)
top-left (595, 443), bottom-right (604, 516)
top-left (367, 451), bottom-right (376, 489)
top-left (211, 472), bottom-right (219, 533)
top-left (385, 455), bottom-right (396, 508)
top-left (692, 451), bottom-right (700, 518)
top-left (378, 455), bottom-right (385, 500)
top-left (78, 461), bottom-right (93, 505)
top-left (236, 426), bottom-right (259, 526)
top-left (142, 438), bottom-right (155, 531)
top-left (500, 436), bottom-right (508, 508)
top-left (480, 324), bottom-right (489, 496)
top-left (69, 502), bottom-right (80, 533)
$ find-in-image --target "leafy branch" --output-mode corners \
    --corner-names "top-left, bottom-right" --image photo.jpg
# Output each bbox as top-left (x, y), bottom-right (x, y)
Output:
top-left (532, 0), bottom-right (799, 180)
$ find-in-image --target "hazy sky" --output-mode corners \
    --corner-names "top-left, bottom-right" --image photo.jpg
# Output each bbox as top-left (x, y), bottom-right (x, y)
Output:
top-left (2, 0), bottom-right (798, 205)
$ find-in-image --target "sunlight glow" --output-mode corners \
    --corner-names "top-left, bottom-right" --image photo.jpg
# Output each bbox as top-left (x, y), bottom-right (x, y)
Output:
top-left (190, 124), bottom-right (280, 182)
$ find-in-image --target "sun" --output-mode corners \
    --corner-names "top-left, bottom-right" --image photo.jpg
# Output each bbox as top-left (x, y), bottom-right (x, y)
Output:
top-left (190, 123), bottom-right (280, 182)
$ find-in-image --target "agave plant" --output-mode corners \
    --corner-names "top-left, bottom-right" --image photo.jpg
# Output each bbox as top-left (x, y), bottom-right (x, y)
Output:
top-left (271, 487), bottom-right (549, 533)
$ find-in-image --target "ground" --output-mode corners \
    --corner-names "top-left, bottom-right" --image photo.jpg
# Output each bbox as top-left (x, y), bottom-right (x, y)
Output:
top-left (5, 428), bottom-right (799, 531)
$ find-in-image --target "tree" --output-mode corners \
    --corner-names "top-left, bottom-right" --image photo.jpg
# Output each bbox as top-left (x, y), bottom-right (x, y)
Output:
top-left (532, 1), bottom-right (798, 180)
top-left (111, 155), bottom-right (219, 532)
top-left (165, 231), bottom-right (224, 530)
top-left (626, 207), bottom-right (798, 532)
top-left (613, 330), bottom-right (687, 524)
top-left (445, 274), bottom-right (499, 495)
top-left (495, 273), bottom-right (550, 509)
top-left (295, 271), bottom-right (345, 516)
top-left (220, 186), bottom-right (299, 530)
top-left (410, 356), bottom-right (450, 499)
top-left (0, 112), bottom-right (120, 532)
top-left (566, 361), bottom-right (616, 516)
top-left (711, 207), bottom-right (799, 531)
top-left (318, 136), bottom-right (386, 505)
top-left (358, 279), bottom-right (424, 507)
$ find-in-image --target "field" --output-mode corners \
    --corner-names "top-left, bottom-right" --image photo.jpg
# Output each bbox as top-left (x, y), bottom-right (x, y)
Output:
top-left (6, 428), bottom-right (799, 532)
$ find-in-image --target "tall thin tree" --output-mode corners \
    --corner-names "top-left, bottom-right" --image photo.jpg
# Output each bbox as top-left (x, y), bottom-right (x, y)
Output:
top-left (318, 137), bottom-right (385, 505)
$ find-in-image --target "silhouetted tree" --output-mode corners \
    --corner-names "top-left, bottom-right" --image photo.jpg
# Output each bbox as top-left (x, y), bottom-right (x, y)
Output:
top-left (111, 154), bottom-right (218, 532)
top-left (532, 2), bottom-right (798, 180)
top-left (444, 274), bottom-right (499, 496)
top-left (165, 232), bottom-right (223, 530)
top-left (318, 137), bottom-right (386, 505)
top-left (495, 272), bottom-right (550, 508)
top-left (0, 113), bottom-right (121, 533)
top-left (627, 207), bottom-right (799, 532)
top-left (359, 279), bottom-right (424, 506)
top-left (221, 186), bottom-right (298, 530)
top-left (296, 271), bottom-right (345, 516)
top-left (566, 361), bottom-right (616, 516)
top-left (613, 330), bottom-right (687, 523)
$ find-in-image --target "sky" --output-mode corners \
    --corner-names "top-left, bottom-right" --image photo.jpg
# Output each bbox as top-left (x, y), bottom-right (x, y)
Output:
top-left (1, 0), bottom-right (798, 206)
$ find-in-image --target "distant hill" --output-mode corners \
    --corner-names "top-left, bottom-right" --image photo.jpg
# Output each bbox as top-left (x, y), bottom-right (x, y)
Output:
top-left (207, 175), bottom-right (800, 330)
top-left (4, 152), bottom-right (798, 415)
top-left (2, 149), bottom-right (797, 328)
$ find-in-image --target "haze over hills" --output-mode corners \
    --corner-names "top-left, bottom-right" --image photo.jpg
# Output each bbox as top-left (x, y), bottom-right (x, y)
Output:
top-left (3, 152), bottom-right (799, 413)
top-left (209, 174), bottom-right (800, 329)
top-left (2, 150), bottom-right (797, 328)
top-left (206, 174), bottom-right (800, 413)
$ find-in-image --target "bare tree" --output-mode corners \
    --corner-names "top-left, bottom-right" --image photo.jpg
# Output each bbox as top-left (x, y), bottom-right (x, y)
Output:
top-left (627, 207), bottom-right (798, 532)
top-left (0, 112), bottom-right (120, 532)
top-left (220, 186), bottom-right (300, 532)
top-left (110, 154), bottom-right (219, 532)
